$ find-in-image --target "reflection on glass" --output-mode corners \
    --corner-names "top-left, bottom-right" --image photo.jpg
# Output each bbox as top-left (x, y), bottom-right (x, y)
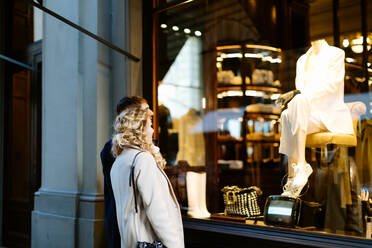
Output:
top-left (158, 37), bottom-right (205, 166)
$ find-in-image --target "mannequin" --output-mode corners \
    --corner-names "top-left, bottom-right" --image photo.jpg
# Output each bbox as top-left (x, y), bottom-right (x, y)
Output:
top-left (279, 39), bottom-right (354, 197)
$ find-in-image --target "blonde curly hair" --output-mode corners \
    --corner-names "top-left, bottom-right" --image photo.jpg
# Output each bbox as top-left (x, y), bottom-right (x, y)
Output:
top-left (112, 106), bottom-right (166, 169)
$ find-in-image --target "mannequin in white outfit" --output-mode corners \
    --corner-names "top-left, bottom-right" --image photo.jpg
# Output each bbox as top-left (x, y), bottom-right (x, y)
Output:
top-left (279, 39), bottom-right (354, 197)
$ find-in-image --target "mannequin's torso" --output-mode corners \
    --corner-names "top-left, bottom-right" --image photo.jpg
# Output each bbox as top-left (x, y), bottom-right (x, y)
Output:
top-left (304, 39), bottom-right (328, 87)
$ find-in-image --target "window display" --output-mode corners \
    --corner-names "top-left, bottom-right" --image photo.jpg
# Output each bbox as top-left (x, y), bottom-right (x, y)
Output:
top-left (151, 0), bottom-right (372, 245)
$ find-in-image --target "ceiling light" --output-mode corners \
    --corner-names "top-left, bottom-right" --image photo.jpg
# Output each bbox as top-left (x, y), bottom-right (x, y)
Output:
top-left (184, 28), bottom-right (191, 34)
top-left (345, 57), bottom-right (355, 63)
top-left (172, 26), bottom-right (179, 31)
top-left (194, 30), bottom-right (202, 36)
top-left (160, 24), bottom-right (167, 29)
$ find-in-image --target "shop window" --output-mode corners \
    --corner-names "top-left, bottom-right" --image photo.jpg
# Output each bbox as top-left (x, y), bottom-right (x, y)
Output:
top-left (151, 0), bottom-right (372, 243)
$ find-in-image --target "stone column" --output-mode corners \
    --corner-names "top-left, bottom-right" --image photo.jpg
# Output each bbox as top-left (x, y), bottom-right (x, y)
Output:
top-left (31, 1), bottom-right (81, 246)
top-left (31, 0), bottom-right (133, 246)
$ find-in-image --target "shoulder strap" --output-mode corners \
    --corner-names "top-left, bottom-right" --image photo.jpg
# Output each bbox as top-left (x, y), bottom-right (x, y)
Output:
top-left (129, 151), bottom-right (144, 213)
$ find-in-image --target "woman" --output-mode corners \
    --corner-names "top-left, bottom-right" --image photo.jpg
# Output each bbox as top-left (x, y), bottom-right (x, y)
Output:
top-left (110, 100), bottom-right (184, 248)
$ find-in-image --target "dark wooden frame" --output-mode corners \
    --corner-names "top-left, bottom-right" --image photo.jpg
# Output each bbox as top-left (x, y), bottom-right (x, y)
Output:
top-left (183, 217), bottom-right (372, 248)
top-left (2, 1), bottom-right (42, 247)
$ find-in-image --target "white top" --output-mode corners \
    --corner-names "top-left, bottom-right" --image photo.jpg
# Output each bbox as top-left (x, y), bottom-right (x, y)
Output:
top-left (295, 40), bottom-right (354, 134)
top-left (111, 148), bottom-right (185, 248)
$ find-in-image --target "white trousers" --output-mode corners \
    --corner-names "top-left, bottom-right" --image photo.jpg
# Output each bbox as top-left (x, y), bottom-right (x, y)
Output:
top-left (279, 94), bottom-right (327, 159)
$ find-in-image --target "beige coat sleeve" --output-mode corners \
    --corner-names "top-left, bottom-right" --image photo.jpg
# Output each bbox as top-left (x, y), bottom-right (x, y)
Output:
top-left (135, 152), bottom-right (184, 248)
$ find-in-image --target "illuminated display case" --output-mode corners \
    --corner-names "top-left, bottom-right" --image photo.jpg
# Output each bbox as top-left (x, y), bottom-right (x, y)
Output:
top-left (214, 44), bottom-right (283, 207)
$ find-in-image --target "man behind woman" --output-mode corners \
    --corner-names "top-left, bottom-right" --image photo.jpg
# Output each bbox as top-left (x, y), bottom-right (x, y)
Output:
top-left (101, 96), bottom-right (184, 248)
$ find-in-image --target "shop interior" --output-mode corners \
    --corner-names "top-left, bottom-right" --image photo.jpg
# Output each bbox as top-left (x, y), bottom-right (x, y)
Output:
top-left (150, 0), bottom-right (372, 245)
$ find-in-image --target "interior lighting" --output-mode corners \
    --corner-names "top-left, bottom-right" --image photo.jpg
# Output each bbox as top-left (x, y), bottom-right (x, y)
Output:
top-left (217, 91), bottom-right (243, 98)
top-left (195, 30), bottom-right (202, 36)
top-left (261, 55), bottom-right (281, 63)
top-left (342, 39), bottom-right (349, 48)
top-left (184, 28), bottom-right (191, 34)
top-left (368, 62), bottom-right (371, 67)
top-left (172, 26), bottom-right (179, 31)
top-left (216, 57), bottom-right (223, 62)
top-left (244, 53), bottom-right (261, 58)
top-left (245, 90), bottom-right (265, 97)
top-left (345, 57), bottom-right (355, 63)
top-left (351, 36), bottom-right (371, 53)
top-left (225, 53), bottom-right (243, 58)
top-left (270, 58), bottom-right (282, 63)
top-left (160, 24), bottom-right (167, 29)
top-left (202, 97), bottom-right (206, 109)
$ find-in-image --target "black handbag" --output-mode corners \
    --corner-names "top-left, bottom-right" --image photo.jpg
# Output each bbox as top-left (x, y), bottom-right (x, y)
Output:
top-left (130, 152), bottom-right (167, 248)
top-left (221, 186), bottom-right (262, 218)
top-left (136, 241), bottom-right (165, 248)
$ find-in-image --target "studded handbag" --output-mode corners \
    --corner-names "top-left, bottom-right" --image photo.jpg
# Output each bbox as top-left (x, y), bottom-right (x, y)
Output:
top-left (221, 185), bottom-right (262, 219)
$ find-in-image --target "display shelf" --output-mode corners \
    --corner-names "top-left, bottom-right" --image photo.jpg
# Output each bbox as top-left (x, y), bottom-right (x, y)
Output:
top-left (214, 43), bottom-right (283, 195)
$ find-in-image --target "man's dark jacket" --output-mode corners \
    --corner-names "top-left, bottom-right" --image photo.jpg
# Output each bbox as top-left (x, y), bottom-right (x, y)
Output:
top-left (100, 139), bottom-right (120, 248)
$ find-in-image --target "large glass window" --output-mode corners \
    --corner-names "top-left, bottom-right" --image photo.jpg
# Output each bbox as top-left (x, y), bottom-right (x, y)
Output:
top-left (153, 0), bottom-right (372, 241)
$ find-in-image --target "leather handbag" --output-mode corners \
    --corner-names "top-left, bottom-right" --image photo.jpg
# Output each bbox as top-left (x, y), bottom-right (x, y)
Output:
top-left (221, 185), bottom-right (262, 218)
top-left (130, 151), bottom-right (167, 248)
